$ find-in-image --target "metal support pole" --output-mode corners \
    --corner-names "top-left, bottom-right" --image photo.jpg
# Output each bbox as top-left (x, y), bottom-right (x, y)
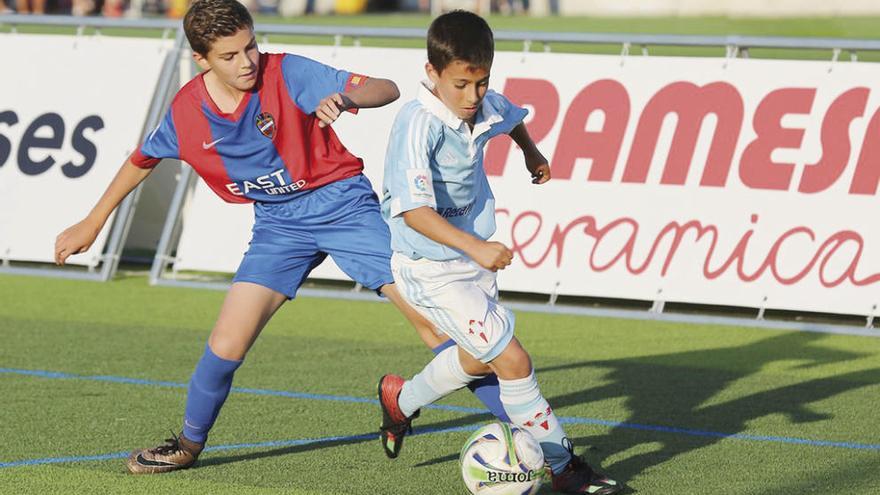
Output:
top-left (756, 296), bottom-right (768, 321)
top-left (548, 282), bottom-right (560, 306)
top-left (650, 289), bottom-right (665, 313)
top-left (149, 161), bottom-right (195, 284)
top-left (100, 28), bottom-right (186, 282)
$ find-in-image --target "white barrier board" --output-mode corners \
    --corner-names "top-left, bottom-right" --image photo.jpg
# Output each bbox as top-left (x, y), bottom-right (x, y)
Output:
top-left (0, 35), bottom-right (173, 266)
top-left (174, 46), bottom-right (880, 316)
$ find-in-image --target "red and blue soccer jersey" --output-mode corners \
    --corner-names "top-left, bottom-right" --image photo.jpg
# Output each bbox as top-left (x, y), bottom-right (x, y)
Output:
top-left (130, 52), bottom-right (368, 203)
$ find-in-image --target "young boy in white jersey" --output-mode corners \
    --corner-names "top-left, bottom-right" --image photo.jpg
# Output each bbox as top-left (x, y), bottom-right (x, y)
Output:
top-left (377, 10), bottom-right (621, 495)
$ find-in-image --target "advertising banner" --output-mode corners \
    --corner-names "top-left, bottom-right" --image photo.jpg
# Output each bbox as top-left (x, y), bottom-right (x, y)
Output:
top-left (173, 45), bottom-right (880, 316)
top-left (0, 34), bottom-right (173, 266)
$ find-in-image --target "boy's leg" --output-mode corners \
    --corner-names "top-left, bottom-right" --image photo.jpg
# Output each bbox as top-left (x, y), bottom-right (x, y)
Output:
top-left (185, 282), bottom-right (288, 440)
top-left (312, 174), bottom-right (507, 421)
top-left (396, 345), bottom-right (491, 418)
top-left (377, 256), bottom-right (516, 457)
top-left (126, 282), bottom-right (287, 474)
top-left (378, 345), bottom-right (488, 458)
top-left (388, 256), bottom-right (621, 493)
top-left (428, 338), bottom-right (510, 423)
top-left (383, 284), bottom-right (509, 422)
top-left (487, 338), bottom-right (570, 469)
top-left (128, 197), bottom-right (322, 475)
top-left (488, 338), bottom-right (620, 494)
top-left (382, 283), bottom-right (446, 349)
top-left (394, 258), bottom-right (573, 469)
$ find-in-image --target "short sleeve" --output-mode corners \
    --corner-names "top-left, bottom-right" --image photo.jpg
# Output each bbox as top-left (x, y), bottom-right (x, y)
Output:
top-left (281, 54), bottom-right (367, 114)
top-left (129, 109), bottom-right (179, 169)
top-left (483, 90), bottom-right (529, 139)
top-left (384, 108), bottom-right (442, 217)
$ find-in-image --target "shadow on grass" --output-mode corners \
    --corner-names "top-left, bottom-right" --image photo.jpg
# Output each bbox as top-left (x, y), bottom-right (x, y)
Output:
top-left (411, 331), bottom-right (879, 491)
top-left (196, 432), bottom-right (377, 468)
top-left (193, 331), bottom-right (878, 495)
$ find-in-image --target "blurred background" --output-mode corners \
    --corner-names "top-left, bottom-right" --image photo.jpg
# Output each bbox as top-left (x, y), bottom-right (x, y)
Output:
top-left (5, 0), bottom-right (880, 20)
top-left (3, 0), bottom-right (539, 18)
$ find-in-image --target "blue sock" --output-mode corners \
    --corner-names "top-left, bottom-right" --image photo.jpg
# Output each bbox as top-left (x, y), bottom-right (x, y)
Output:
top-left (432, 340), bottom-right (509, 423)
top-left (182, 344), bottom-right (242, 444)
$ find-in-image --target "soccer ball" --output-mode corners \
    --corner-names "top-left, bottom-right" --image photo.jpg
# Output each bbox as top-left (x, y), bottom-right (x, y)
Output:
top-left (459, 422), bottom-right (546, 495)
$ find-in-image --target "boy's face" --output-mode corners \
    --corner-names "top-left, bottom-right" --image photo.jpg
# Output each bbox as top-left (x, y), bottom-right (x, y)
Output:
top-left (193, 27), bottom-right (259, 92)
top-left (426, 60), bottom-right (490, 123)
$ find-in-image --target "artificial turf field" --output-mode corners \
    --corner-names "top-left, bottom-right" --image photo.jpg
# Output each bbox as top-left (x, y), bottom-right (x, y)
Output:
top-left (3, 11), bottom-right (880, 494)
top-left (1, 274), bottom-right (879, 494)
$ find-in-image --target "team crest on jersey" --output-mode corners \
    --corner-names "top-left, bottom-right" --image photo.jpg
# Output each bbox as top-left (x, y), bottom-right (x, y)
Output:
top-left (256, 112), bottom-right (276, 139)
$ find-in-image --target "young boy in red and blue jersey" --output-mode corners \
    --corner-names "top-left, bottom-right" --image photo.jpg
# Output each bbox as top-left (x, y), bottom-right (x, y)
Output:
top-left (54, 0), bottom-right (508, 474)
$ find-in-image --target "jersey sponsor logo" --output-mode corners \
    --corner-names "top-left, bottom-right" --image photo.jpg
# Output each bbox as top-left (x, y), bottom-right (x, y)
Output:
top-left (201, 137), bottom-right (225, 150)
top-left (255, 112), bottom-right (276, 139)
top-left (438, 202), bottom-right (474, 219)
top-left (225, 168), bottom-right (308, 196)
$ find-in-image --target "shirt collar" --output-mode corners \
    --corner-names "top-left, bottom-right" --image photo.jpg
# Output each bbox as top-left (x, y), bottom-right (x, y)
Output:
top-left (417, 82), bottom-right (463, 130)
top-left (472, 91), bottom-right (505, 139)
top-left (417, 82), bottom-right (508, 139)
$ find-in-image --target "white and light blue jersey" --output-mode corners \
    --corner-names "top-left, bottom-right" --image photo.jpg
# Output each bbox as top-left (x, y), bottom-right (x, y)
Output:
top-left (381, 84), bottom-right (527, 261)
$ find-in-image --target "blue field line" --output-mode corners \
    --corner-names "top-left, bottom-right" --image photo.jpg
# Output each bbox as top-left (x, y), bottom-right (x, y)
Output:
top-left (0, 368), bottom-right (479, 414)
top-left (0, 452), bottom-right (129, 469)
top-left (555, 417), bottom-right (880, 451)
top-left (0, 425), bottom-right (482, 469)
top-left (3, 367), bottom-right (880, 455)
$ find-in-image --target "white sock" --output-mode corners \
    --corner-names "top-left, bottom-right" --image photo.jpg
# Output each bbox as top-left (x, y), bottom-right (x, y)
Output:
top-left (398, 346), bottom-right (480, 417)
top-left (499, 371), bottom-right (572, 474)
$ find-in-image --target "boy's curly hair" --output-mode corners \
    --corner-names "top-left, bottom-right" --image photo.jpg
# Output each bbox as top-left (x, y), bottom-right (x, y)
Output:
top-left (184, 0), bottom-right (254, 56)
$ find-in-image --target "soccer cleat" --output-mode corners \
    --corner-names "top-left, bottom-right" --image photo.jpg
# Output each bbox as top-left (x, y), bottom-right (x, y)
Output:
top-left (550, 453), bottom-right (622, 495)
top-left (378, 374), bottom-right (419, 459)
top-left (125, 432), bottom-right (203, 474)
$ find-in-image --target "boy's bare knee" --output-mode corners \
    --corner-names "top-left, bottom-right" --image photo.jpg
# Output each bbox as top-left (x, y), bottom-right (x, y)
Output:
top-left (457, 346), bottom-right (492, 376)
top-left (487, 338), bottom-right (532, 380)
top-left (208, 328), bottom-right (249, 361)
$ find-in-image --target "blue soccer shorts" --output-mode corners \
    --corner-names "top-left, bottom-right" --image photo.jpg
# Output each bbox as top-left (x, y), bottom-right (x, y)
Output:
top-left (233, 173), bottom-right (394, 299)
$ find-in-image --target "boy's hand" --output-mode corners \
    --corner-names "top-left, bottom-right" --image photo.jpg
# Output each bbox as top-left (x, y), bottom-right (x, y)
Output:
top-left (316, 93), bottom-right (354, 128)
top-left (55, 219), bottom-right (101, 266)
top-left (469, 240), bottom-right (514, 272)
top-left (525, 149), bottom-right (551, 184)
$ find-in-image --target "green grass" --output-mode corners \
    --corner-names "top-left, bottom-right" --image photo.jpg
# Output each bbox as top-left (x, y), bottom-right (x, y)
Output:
top-left (1, 273), bottom-right (880, 494)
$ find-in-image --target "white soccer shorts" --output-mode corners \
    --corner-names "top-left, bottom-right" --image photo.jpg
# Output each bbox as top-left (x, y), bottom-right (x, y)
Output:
top-left (391, 252), bottom-right (515, 363)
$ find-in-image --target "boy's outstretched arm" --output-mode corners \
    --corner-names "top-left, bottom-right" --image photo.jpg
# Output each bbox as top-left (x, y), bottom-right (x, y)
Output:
top-left (54, 159), bottom-right (153, 265)
top-left (316, 78), bottom-right (400, 127)
top-left (344, 77), bottom-right (400, 109)
top-left (509, 122), bottom-right (551, 184)
top-left (402, 206), bottom-right (513, 272)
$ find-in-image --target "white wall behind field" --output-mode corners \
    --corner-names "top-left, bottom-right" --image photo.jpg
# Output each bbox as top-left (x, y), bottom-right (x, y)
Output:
top-left (558, 0), bottom-right (880, 17)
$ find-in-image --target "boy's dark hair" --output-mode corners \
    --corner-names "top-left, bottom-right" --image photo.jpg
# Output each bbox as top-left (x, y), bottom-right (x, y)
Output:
top-left (184, 0), bottom-right (254, 56)
top-left (427, 10), bottom-right (494, 73)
